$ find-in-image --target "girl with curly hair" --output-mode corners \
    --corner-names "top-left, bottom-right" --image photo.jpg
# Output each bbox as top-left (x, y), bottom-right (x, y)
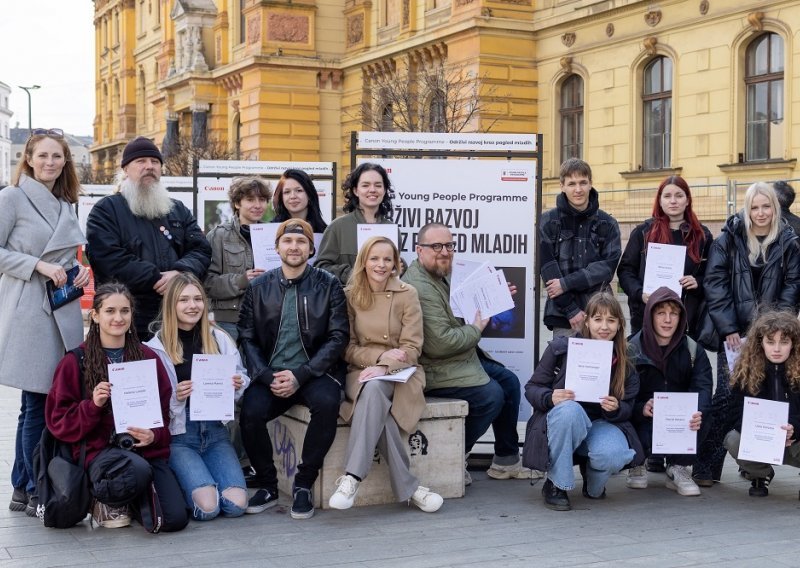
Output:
top-left (722, 310), bottom-right (800, 497)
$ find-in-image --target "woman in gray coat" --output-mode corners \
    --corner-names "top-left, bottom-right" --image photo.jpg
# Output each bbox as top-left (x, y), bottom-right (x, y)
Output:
top-left (0, 129), bottom-right (90, 516)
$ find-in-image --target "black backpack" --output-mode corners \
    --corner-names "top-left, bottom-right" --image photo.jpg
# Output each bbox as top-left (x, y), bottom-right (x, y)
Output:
top-left (33, 348), bottom-right (92, 528)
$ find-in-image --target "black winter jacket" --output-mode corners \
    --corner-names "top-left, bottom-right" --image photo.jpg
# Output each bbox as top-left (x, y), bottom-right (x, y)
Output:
top-left (237, 265), bottom-right (348, 388)
top-left (86, 194), bottom-right (211, 334)
top-left (539, 189), bottom-right (621, 329)
top-left (629, 332), bottom-right (713, 424)
top-left (704, 213), bottom-right (800, 340)
top-left (617, 218), bottom-right (713, 335)
top-left (522, 336), bottom-right (645, 472)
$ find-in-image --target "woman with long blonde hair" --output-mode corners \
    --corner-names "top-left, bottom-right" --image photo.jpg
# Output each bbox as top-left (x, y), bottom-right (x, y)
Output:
top-left (523, 290), bottom-right (644, 511)
top-left (146, 273), bottom-right (251, 520)
top-left (695, 182), bottom-right (800, 485)
top-left (328, 237), bottom-right (443, 513)
top-left (722, 310), bottom-right (800, 497)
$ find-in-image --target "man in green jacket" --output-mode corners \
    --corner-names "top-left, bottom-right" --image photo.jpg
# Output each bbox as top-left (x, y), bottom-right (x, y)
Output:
top-left (402, 222), bottom-right (530, 483)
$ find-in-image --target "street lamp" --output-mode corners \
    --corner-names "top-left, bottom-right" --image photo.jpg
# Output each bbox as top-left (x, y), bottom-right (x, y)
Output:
top-left (18, 85), bottom-right (41, 135)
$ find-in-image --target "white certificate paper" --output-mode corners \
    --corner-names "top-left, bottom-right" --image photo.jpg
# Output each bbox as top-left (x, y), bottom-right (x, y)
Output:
top-left (451, 269), bottom-right (514, 323)
top-left (724, 338), bottom-right (746, 372)
top-left (249, 224), bottom-right (280, 271)
top-left (108, 359), bottom-right (164, 434)
top-left (739, 397), bottom-right (789, 465)
top-left (190, 354), bottom-right (237, 421)
top-left (643, 243), bottom-right (686, 295)
top-left (450, 260), bottom-right (495, 317)
top-left (359, 366), bottom-right (416, 384)
top-left (356, 223), bottom-right (399, 251)
top-left (652, 392), bottom-right (698, 454)
top-left (564, 338), bottom-right (613, 403)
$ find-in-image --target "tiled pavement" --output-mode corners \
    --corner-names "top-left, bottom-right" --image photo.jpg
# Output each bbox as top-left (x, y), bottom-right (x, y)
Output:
top-left (1, 384), bottom-right (799, 568)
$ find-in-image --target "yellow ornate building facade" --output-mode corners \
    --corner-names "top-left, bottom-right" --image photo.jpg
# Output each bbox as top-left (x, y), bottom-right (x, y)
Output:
top-left (92, 0), bottom-right (800, 204)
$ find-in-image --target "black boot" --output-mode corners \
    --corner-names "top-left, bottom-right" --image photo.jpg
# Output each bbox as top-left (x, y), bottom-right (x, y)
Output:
top-left (542, 478), bottom-right (571, 511)
top-left (579, 461), bottom-right (606, 499)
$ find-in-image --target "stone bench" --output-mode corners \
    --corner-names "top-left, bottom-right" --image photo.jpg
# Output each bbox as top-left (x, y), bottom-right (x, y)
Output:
top-left (268, 397), bottom-right (468, 509)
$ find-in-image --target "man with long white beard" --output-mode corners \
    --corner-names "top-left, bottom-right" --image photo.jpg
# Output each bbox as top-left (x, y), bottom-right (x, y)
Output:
top-left (86, 137), bottom-right (211, 339)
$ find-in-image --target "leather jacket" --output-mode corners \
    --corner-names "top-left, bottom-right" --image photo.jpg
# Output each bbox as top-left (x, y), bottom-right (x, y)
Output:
top-left (237, 264), bottom-right (349, 388)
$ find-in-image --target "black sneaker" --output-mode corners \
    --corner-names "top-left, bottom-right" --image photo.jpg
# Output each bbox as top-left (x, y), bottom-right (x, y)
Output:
top-left (541, 478), bottom-right (571, 511)
top-left (245, 488), bottom-right (279, 514)
top-left (25, 495), bottom-right (38, 518)
top-left (9, 487), bottom-right (28, 512)
top-left (646, 456), bottom-right (666, 473)
top-left (290, 487), bottom-right (314, 519)
top-left (749, 478), bottom-right (769, 497)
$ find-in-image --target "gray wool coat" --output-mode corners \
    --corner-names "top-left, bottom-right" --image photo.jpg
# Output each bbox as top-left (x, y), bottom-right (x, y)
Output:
top-left (0, 175), bottom-right (86, 394)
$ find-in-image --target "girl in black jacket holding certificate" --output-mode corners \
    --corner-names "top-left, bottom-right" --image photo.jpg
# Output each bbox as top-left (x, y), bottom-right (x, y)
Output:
top-left (722, 310), bottom-right (800, 497)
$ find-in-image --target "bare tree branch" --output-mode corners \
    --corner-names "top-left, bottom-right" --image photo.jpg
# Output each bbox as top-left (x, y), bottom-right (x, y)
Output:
top-left (162, 135), bottom-right (237, 176)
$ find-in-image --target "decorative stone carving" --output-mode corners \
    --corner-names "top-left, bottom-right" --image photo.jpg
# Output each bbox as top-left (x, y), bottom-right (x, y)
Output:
top-left (455, 0), bottom-right (474, 6)
top-left (347, 13), bottom-right (364, 47)
top-left (561, 32), bottom-right (576, 47)
top-left (559, 57), bottom-right (572, 74)
top-left (498, 0), bottom-right (531, 4)
top-left (747, 11), bottom-right (764, 31)
top-left (699, 0), bottom-right (709, 15)
top-left (402, 0), bottom-right (409, 27)
top-left (267, 13), bottom-right (309, 43)
top-left (188, 26), bottom-right (209, 72)
top-left (643, 36), bottom-right (658, 56)
top-left (215, 34), bottom-right (221, 62)
top-left (606, 23), bottom-right (614, 37)
top-left (645, 9), bottom-right (662, 27)
top-left (247, 15), bottom-right (260, 44)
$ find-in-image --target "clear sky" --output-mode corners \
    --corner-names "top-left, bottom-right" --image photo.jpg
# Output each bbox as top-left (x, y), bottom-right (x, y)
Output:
top-left (1, 1), bottom-right (96, 137)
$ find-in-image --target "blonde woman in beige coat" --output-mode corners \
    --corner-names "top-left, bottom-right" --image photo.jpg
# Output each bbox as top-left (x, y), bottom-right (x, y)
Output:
top-left (329, 236), bottom-right (443, 513)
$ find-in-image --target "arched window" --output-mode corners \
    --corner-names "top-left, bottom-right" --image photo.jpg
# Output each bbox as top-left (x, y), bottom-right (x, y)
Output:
top-left (642, 56), bottom-right (672, 170)
top-left (560, 74), bottom-right (583, 163)
top-left (380, 103), bottom-right (394, 132)
top-left (745, 33), bottom-right (784, 162)
top-left (428, 89), bottom-right (446, 132)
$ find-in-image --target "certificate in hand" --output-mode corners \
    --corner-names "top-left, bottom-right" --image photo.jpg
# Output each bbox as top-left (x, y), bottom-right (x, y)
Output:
top-left (643, 243), bottom-right (686, 295)
top-left (357, 224), bottom-right (399, 251)
top-left (564, 338), bottom-right (613, 403)
top-left (449, 260), bottom-right (495, 317)
top-left (451, 269), bottom-right (514, 323)
top-left (249, 224), bottom-right (281, 271)
top-left (652, 392), bottom-right (698, 454)
top-left (724, 337), bottom-right (746, 372)
top-left (739, 396), bottom-right (789, 465)
top-left (108, 359), bottom-right (164, 434)
top-left (359, 366), bottom-right (416, 384)
top-left (190, 354), bottom-right (237, 421)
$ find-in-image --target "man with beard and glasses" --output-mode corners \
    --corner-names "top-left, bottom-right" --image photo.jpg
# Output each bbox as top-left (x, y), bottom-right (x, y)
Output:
top-left (237, 219), bottom-right (347, 519)
top-left (86, 137), bottom-right (211, 339)
top-left (402, 223), bottom-right (532, 485)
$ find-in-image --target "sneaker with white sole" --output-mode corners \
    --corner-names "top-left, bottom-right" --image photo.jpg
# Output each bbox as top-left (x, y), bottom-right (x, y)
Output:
top-left (329, 475), bottom-right (360, 510)
top-left (409, 486), bottom-right (443, 513)
top-left (246, 488), bottom-right (279, 514)
top-left (92, 500), bottom-right (131, 528)
top-left (464, 453), bottom-right (472, 486)
top-left (290, 487), bottom-right (314, 519)
top-left (487, 459), bottom-right (542, 480)
top-left (626, 465), bottom-right (648, 489)
top-left (666, 465), bottom-right (701, 496)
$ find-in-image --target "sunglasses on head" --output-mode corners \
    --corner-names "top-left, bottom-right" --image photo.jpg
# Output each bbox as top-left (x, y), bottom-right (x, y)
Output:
top-left (30, 128), bottom-right (64, 138)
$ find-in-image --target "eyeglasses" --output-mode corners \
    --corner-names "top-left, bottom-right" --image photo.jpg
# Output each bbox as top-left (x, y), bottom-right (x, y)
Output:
top-left (30, 128), bottom-right (64, 138)
top-left (418, 242), bottom-right (456, 252)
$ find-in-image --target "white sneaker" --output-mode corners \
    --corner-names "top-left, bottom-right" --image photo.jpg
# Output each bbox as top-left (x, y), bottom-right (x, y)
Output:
top-left (666, 465), bottom-right (701, 496)
top-left (487, 458), bottom-right (542, 480)
top-left (626, 465), bottom-right (648, 489)
top-left (464, 454), bottom-right (472, 486)
top-left (410, 486), bottom-right (443, 513)
top-left (328, 475), bottom-right (360, 510)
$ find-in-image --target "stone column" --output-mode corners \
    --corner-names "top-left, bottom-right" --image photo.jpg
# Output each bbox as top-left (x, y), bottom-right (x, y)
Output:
top-left (191, 103), bottom-right (209, 149)
top-left (162, 111), bottom-right (180, 159)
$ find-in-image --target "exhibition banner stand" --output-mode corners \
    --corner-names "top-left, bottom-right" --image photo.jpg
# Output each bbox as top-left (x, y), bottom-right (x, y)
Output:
top-left (351, 131), bottom-right (543, 420)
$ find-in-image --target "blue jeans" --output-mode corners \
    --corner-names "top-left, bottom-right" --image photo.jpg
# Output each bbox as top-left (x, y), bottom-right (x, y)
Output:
top-left (480, 358), bottom-right (522, 458)
top-left (12, 391), bottom-right (47, 495)
top-left (169, 420), bottom-right (247, 521)
top-left (546, 401), bottom-right (635, 497)
top-left (427, 379), bottom-right (504, 453)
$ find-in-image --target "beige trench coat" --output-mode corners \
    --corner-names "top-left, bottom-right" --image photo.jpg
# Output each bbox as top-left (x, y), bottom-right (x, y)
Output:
top-left (340, 276), bottom-right (426, 433)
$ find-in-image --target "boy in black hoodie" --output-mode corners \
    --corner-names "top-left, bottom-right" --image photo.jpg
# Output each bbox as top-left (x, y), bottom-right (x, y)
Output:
top-left (628, 287), bottom-right (713, 495)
